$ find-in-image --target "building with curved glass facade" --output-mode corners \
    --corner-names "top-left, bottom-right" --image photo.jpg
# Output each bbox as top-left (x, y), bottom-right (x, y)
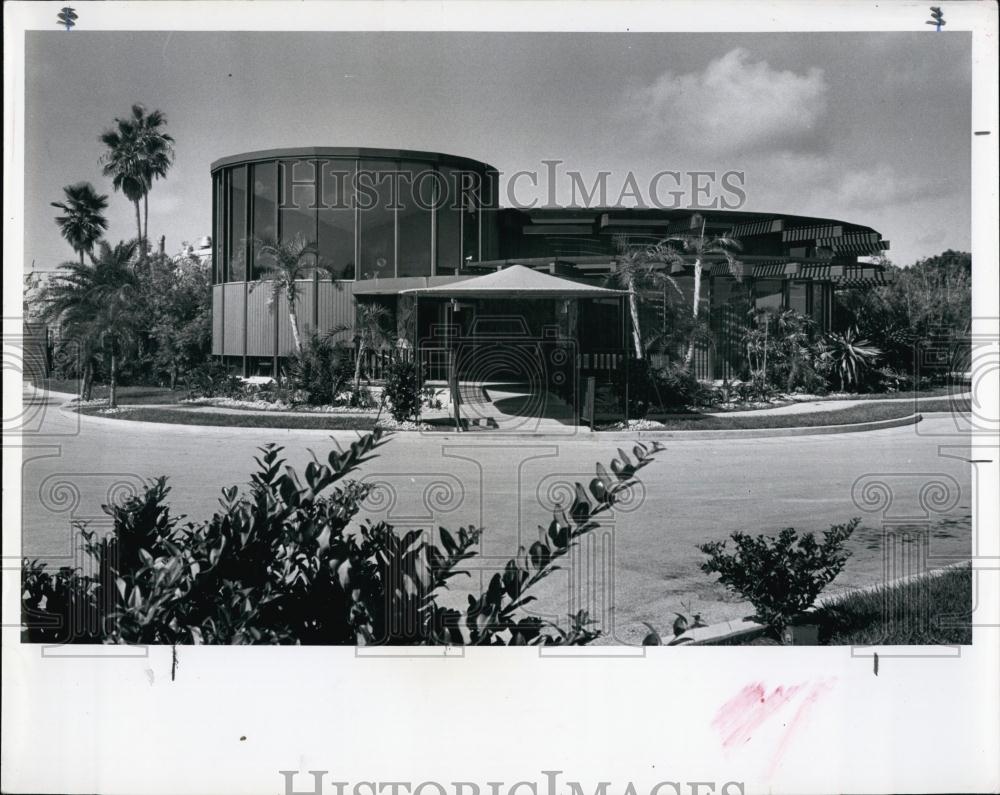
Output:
top-left (210, 147), bottom-right (500, 366)
top-left (211, 146), bottom-right (891, 381)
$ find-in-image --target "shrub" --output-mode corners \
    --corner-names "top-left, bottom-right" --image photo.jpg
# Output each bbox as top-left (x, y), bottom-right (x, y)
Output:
top-left (184, 360), bottom-right (242, 399)
top-left (22, 432), bottom-right (664, 646)
top-left (697, 518), bottom-right (860, 638)
top-left (613, 358), bottom-right (655, 418)
top-left (614, 359), bottom-right (702, 416)
top-left (289, 334), bottom-right (354, 406)
top-left (652, 361), bottom-right (703, 409)
top-left (822, 328), bottom-right (881, 392)
top-left (344, 385), bottom-right (378, 409)
top-left (742, 309), bottom-right (831, 395)
top-left (421, 385), bottom-right (443, 410)
top-left (382, 357), bottom-right (420, 422)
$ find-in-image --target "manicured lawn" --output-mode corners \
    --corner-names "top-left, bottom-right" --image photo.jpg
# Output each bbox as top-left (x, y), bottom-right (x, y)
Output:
top-left (606, 398), bottom-right (965, 431)
top-left (77, 405), bottom-right (380, 430)
top-left (35, 379), bottom-right (187, 405)
top-left (706, 385), bottom-right (968, 413)
top-left (71, 395), bottom-right (967, 432)
top-left (821, 384), bottom-right (969, 400)
top-left (813, 564), bottom-right (972, 645)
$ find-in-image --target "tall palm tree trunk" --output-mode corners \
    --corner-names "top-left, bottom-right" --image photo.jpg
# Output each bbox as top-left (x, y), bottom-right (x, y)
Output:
top-left (354, 339), bottom-right (364, 393)
top-left (684, 258), bottom-right (703, 368)
top-left (287, 301), bottom-right (303, 355)
top-left (109, 350), bottom-right (118, 409)
top-left (133, 201), bottom-right (143, 258)
top-left (143, 194), bottom-right (149, 256)
top-left (627, 285), bottom-right (643, 359)
top-left (82, 363), bottom-right (93, 401)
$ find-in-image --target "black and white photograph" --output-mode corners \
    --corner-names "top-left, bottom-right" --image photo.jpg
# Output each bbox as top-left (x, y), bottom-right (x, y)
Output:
top-left (3, 2), bottom-right (998, 793)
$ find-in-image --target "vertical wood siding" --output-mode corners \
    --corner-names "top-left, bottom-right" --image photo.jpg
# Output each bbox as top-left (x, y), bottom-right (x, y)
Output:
top-left (211, 286), bottom-right (224, 355)
top-left (222, 284), bottom-right (245, 356)
top-left (245, 284), bottom-right (275, 356)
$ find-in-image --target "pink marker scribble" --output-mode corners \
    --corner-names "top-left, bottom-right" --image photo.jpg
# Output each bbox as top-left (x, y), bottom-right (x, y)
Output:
top-left (713, 680), bottom-right (837, 777)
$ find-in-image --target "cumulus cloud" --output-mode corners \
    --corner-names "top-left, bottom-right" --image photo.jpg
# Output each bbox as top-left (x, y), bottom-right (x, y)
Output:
top-left (625, 48), bottom-right (828, 154)
top-left (829, 164), bottom-right (934, 211)
top-left (742, 153), bottom-right (944, 216)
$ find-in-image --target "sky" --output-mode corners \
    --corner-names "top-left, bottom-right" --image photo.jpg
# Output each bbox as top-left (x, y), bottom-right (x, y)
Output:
top-left (23, 30), bottom-right (971, 271)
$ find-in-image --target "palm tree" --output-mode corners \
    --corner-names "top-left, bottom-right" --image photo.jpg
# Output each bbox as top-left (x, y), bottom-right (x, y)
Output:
top-left (43, 240), bottom-right (141, 408)
top-left (130, 105), bottom-right (174, 248)
top-left (51, 183), bottom-right (109, 265)
top-left (99, 118), bottom-right (145, 252)
top-left (352, 302), bottom-right (393, 393)
top-left (608, 238), bottom-right (685, 359)
top-left (99, 104), bottom-right (174, 258)
top-left (608, 243), bottom-right (652, 359)
top-left (660, 215), bottom-right (743, 369)
top-left (250, 234), bottom-right (335, 356)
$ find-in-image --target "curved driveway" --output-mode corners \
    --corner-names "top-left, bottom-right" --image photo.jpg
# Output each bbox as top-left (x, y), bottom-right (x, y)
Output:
top-left (19, 396), bottom-right (974, 644)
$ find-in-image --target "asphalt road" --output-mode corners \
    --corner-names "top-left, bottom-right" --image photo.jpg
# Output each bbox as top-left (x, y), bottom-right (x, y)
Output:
top-left (18, 395), bottom-right (973, 644)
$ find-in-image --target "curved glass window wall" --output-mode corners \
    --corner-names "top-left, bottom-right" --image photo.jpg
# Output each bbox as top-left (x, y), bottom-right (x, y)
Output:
top-left (211, 155), bottom-right (498, 284)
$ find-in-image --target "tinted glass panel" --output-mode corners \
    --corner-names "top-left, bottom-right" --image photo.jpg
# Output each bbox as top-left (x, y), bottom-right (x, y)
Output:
top-left (754, 279), bottom-right (783, 312)
top-left (480, 170), bottom-right (499, 260)
top-left (228, 166), bottom-right (247, 282)
top-left (436, 167), bottom-right (462, 275)
top-left (357, 161), bottom-right (395, 279)
top-left (213, 174), bottom-right (224, 284)
top-left (397, 162), bottom-right (433, 277)
top-left (279, 160), bottom-right (317, 248)
top-left (251, 162), bottom-right (278, 278)
top-left (809, 283), bottom-right (828, 327)
top-left (461, 170), bottom-right (480, 263)
top-left (318, 159), bottom-right (356, 279)
top-left (788, 281), bottom-right (807, 315)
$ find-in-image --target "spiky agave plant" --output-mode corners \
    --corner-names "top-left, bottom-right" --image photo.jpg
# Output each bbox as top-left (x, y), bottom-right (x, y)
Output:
top-left (824, 326), bottom-right (881, 391)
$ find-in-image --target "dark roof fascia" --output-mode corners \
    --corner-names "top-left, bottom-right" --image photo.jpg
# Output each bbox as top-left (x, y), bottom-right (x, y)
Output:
top-left (211, 147), bottom-right (498, 174)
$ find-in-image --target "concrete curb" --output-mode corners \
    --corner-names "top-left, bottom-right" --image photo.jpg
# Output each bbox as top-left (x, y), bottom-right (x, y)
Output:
top-left (677, 560), bottom-right (971, 646)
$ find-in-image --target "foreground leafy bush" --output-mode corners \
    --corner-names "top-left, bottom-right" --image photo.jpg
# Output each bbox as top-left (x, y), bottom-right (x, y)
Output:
top-left (698, 518), bottom-right (860, 638)
top-left (23, 431), bottom-right (662, 645)
top-left (382, 357), bottom-right (420, 421)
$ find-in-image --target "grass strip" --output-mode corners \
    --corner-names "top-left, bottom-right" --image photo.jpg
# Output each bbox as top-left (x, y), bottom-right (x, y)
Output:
top-left (813, 564), bottom-right (972, 645)
top-left (77, 405), bottom-right (379, 430)
top-left (607, 398), bottom-right (966, 431)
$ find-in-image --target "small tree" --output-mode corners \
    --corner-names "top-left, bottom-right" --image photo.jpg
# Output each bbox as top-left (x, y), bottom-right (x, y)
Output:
top-left (145, 253), bottom-right (212, 388)
top-left (383, 357), bottom-right (420, 422)
top-left (42, 240), bottom-right (142, 408)
top-left (698, 518), bottom-right (860, 639)
top-left (352, 302), bottom-right (393, 393)
top-left (250, 234), bottom-right (336, 356)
